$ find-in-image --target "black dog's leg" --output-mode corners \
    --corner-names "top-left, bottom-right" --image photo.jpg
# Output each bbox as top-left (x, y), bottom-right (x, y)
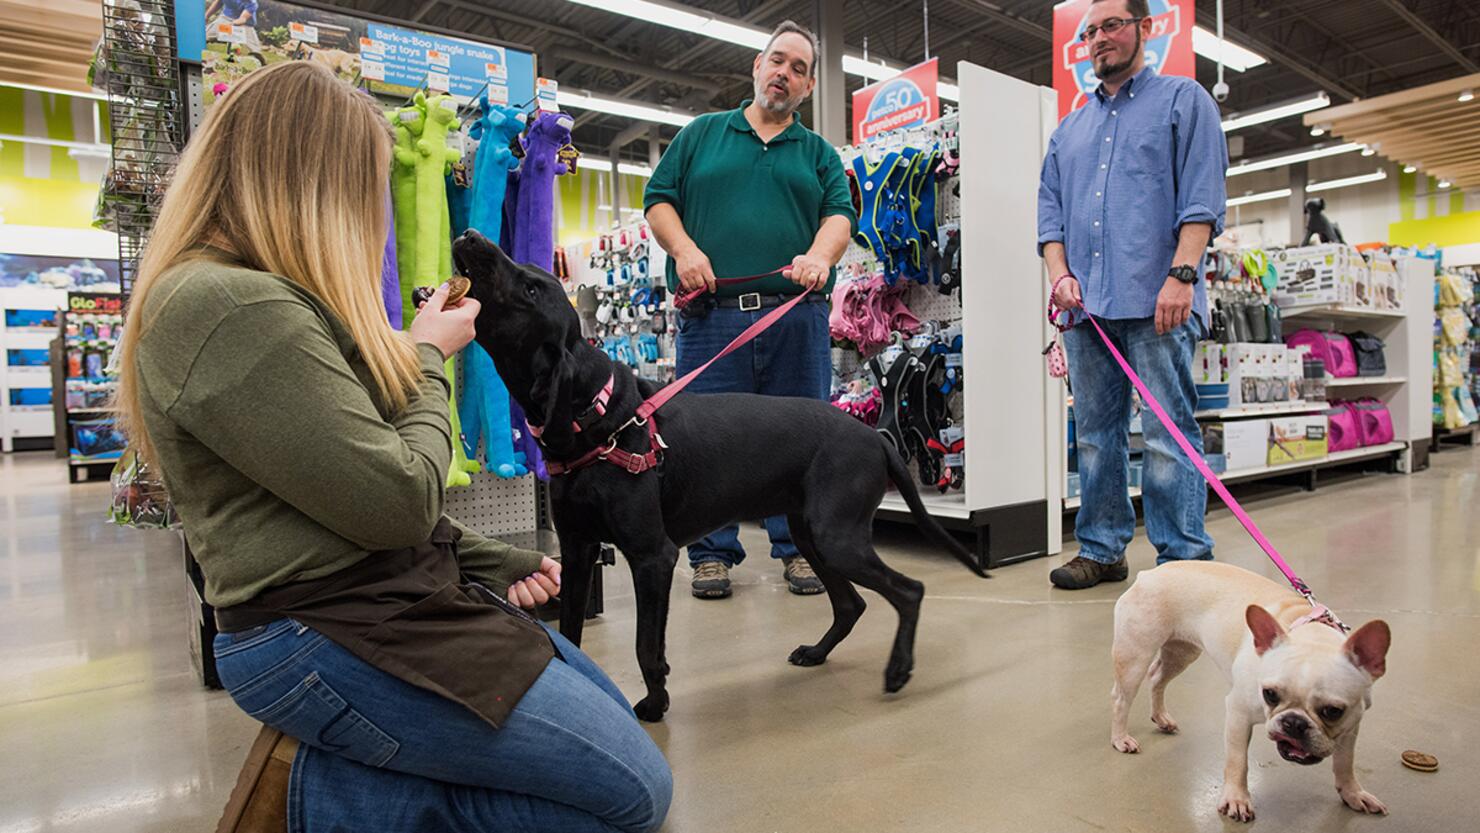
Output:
top-left (557, 540), bottom-right (601, 647)
top-left (785, 514), bottom-right (866, 668)
top-left (811, 528), bottom-right (925, 694)
top-left (621, 538), bottom-right (679, 722)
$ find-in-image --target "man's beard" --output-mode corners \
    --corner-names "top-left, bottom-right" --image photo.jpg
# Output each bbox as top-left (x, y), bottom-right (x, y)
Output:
top-left (1094, 27), bottom-right (1143, 80)
top-left (754, 77), bottom-right (803, 116)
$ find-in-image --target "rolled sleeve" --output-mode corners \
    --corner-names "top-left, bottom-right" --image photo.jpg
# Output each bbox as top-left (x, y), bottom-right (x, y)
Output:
top-left (642, 125), bottom-right (688, 213)
top-left (818, 148), bottom-right (858, 236)
top-left (1172, 86), bottom-right (1229, 239)
top-left (1036, 132), bottom-right (1066, 256)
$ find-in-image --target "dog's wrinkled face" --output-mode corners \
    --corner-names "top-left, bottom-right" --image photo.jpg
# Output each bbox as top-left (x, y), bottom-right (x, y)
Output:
top-left (1247, 608), bottom-right (1390, 766)
top-left (451, 229), bottom-right (578, 364)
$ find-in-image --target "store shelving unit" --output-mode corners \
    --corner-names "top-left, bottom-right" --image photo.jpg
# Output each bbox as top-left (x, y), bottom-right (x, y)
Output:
top-left (1, 287), bottom-right (68, 452)
top-left (1194, 402), bottom-right (1328, 420)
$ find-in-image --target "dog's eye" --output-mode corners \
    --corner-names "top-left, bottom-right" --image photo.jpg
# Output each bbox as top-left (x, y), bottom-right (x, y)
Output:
top-left (1262, 688), bottom-right (1279, 707)
top-left (1318, 705), bottom-right (1345, 723)
top-left (525, 284), bottom-right (538, 299)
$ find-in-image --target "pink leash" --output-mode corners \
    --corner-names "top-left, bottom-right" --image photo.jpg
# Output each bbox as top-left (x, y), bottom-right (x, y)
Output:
top-left (1051, 280), bottom-right (1348, 633)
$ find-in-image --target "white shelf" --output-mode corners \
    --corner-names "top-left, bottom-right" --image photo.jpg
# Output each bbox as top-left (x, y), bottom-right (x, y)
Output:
top-left (1195, 402), bottom-right (1328, 419)
top-left (1326, 375), bottom-right (1406, 387)
top-left (2, 373), bottom-right (52, 389)
top-left (1063, 442), bottom-right (1407, 509)
top-left (3, 332), bottom-right (55, 350)
top-left (877, 491), bottom-right (971, 520)
top-left (1280, 303), bottom-right (1405, 321)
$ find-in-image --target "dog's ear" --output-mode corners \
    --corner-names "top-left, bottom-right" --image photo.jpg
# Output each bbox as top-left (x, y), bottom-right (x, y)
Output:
top-left (1246, 605), bottom-right (1287, 656)
top-left (528, 343), bottom-right (574, 446)
top-left (1344, 620), bottom-right (1390, 680)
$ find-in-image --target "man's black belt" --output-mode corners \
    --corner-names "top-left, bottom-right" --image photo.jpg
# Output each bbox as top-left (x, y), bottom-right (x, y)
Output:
top-left (712, 291), bottom-right (826, 311)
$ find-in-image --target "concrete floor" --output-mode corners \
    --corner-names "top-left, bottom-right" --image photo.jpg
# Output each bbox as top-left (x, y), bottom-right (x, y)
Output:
top-left (0, 449), bottom-right (1475, 832)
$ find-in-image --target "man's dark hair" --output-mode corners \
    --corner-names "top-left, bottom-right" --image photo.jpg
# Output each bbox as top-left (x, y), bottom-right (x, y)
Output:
top-left (763, 20), bottom-right (820, 78)
top-left (1092, 0), bottom-right (1151, 18)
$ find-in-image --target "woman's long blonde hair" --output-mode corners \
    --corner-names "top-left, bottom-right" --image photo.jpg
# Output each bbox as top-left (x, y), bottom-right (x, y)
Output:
top-left (115, 60), bottom-right (422, 466)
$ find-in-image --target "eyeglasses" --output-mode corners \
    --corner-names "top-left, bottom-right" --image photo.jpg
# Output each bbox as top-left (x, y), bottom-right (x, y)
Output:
top-left (1079, 17), bottom-right (1142, 42)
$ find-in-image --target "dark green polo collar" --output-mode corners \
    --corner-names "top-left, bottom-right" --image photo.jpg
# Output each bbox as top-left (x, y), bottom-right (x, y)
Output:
top-left (726, 100), bottom-right (807, 144)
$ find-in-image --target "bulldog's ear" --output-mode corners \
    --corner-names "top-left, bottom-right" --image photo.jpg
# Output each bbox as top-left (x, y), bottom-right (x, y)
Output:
top-left (1344, 620), bottom-right (1391, 680)
top-left (1246, 605), bottom-right (1287, 656)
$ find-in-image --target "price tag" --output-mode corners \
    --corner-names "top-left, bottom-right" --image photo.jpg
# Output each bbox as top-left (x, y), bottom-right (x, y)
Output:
top-left (361, 59), bottom-right (385, 81)
top-left (427, 49), bottom-right (451, 70)
top-left (945, 352), bottom-right (963, 368)
top-left (359, 37), bottom-right (385, 56)
top-left (881, 344), bottom-right (904, 366)
top-left (216, 22), bottom-right (243, 44)
top-left (485, 61), bottom-right (508, 82)
top-left (288, 22), bottom-right (319, 44)
top-left (941, 426), bottom-right (965, 444)
top-left (428, 71), bottom-right (450, 93)
top-left (537, 77), bottom-right (559, 112)
top-left (909, 334), bottom-right (933, 349)
top-left (487, 83), bottom-right (509, 106)
top-left (943, 453), bottom-right (964, 467)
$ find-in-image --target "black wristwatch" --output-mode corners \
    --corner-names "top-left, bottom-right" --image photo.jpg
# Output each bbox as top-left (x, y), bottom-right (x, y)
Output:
top-left (1168, 265), bottom-right (1199, 285)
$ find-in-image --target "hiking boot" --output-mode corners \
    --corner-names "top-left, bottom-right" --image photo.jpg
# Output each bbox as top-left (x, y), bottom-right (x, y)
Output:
top-left (691, 561), bottom-right (732, 599)
top-left (782, 557), bottom-right (825, 595)
top-left (216, 724), bottom-right (297, 833)
top-left (1049, 555), bottom-right (1129, 590)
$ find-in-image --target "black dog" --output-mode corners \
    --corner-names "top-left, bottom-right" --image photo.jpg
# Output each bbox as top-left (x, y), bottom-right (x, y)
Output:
top-left (452, 230), bottom-right (984, 722)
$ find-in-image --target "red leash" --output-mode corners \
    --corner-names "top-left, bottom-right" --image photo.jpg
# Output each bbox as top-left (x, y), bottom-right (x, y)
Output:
top-left (547, 268), bottom-right (811, 474)
top-left (1050, 283), bottom-right (1347, 632)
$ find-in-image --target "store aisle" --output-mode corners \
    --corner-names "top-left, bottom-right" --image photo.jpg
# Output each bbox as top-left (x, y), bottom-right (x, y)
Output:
top-left (1, 449), bottom-right (1475, 832)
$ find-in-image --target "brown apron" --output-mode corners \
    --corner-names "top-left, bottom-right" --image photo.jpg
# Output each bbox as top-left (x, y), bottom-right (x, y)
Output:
top-left (215, 518), bottom-right (557, 729)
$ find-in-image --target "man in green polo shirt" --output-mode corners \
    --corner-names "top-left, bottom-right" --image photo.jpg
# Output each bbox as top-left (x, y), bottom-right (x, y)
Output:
top-left (644, 19), bottom-right (856, 600)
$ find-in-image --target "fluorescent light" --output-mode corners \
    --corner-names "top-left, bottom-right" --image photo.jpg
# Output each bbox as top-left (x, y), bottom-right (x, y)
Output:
top-left (578, 155), bottom-right (654, 178)
top-left (0, 133), bottom-right (110, 154)
top-left (1460, 89), bottom-right (1475, 103)
top-left (1192, 26), bottom-right (1268, 72)
top-left (1438, 180), bottom-right (1452, 189)
top-left (1220, 92), bottom-right (1329, 133)
top-left (561, 0), bottom-right (958, 102)
top-left (0, 81), bottom-right (108, 101)
top-left (556, 90), bottom-right (695, 127)
top-left (1228, 188), bottom-right (1292, 207)
top-left (1227, 142), bottom-right (1363, 177)
top-left (1403, 164), bottom-right (1417, 173)
top-left (1306, 169), bottom-right (1387, 193)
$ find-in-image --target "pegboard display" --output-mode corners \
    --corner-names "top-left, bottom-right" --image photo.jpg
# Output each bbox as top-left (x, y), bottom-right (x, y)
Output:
top-left (444, 471), bottom-right (541, 536)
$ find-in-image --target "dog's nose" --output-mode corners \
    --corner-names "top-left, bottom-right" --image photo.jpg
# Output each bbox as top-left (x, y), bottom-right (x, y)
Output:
top-left (1280, 714), bottom-right (1310, 736)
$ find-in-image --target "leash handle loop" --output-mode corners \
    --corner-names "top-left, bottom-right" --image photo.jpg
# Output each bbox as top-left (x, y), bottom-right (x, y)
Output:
top-left (673, 267), bottom-right (790, 310)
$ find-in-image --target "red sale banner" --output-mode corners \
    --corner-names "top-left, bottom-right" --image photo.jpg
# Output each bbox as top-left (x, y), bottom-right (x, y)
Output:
top-left (851, 58), bottom-right (939, 145)
top-left (1052, 0), bottom-right (1195, 120)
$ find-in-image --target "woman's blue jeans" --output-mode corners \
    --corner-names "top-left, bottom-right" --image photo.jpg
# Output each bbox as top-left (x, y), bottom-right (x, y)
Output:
top-left (213, 618), bottom-right (671, 832)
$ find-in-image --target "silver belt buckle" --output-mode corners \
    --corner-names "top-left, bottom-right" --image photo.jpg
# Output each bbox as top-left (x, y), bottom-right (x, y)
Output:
top-left (738, 292), bottom-right (762, 312)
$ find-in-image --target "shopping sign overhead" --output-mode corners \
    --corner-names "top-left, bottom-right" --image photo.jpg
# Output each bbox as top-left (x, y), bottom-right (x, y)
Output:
top-left (1051, 0), bottom-right (1194, 120)
top-left (851, 58), bottom-right (938, 145)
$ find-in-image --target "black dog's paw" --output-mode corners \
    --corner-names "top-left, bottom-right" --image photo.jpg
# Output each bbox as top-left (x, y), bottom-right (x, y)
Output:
top-left (883, 658), bottom-right (913, 693)
top-left (634, 692), bottom-right (669, 722)
top-left (788, 644), bottom-right (828, 667)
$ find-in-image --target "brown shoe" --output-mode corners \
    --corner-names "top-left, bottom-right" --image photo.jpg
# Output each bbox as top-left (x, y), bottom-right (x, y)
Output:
top-left (691, 561), bottom-right (733, 599)
top-left (1049, 555), bottom-right (1129, 590)
top-left (216, 725), bottom-right (299, 833)
top-left (783, 556), bottom-right (825, 595)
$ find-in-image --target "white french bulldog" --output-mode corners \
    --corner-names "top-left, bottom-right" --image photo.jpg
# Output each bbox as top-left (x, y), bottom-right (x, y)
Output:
top-left (1109, 561), bottom-right (1391, 822)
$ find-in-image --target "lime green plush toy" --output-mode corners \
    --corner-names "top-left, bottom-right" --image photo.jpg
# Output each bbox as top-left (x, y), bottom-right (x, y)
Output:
top-left (389, 105), bottom-right (422, 318)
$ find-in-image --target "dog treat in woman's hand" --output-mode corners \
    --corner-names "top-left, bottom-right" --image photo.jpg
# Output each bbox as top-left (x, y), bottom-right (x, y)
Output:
top-left (1400, 750), bottom-right (1438, 772)
top-left (412, 277), bottom-right (472, 310)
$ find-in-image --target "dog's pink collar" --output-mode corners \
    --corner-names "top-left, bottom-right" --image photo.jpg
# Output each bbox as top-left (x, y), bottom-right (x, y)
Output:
top-left (527, 374), bottom-right (614, 440)
top-left (1290, 603), bottom-right (1349, 633)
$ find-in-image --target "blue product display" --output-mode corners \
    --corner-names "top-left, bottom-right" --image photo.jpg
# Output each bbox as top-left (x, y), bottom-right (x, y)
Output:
top-left (71, 417), bottom-right (127, 460)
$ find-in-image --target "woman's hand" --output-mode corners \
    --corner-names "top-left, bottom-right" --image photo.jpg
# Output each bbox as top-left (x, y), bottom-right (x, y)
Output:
top-left (410, 282), bottom-right (481, 359)
top-left (507, 557), bottom-right (562, 609)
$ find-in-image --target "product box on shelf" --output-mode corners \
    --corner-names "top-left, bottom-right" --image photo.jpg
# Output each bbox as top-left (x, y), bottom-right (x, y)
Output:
top-left (1222, 344), bottom-right (1304, 407)
top-left (1272, 244), bottom-right (1359, 307)
top-left (1366, 252), bottom-right (1402, 310)
top-left (1267, 415), bottom-right (1328, 465)
top-left (1219, 418), bottom-right (1270, 472)
top-left (1193, 342), bottom-right (1225, 385)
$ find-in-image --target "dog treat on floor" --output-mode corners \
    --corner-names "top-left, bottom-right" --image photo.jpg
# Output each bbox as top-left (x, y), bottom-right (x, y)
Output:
top-left (1400, 751), bottom-right (1438, 772)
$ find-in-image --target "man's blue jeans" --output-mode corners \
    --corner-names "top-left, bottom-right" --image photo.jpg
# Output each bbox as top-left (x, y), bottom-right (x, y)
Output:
top-left (674, 298), bottom-right (832, 568)
top-left (1062, 316), bottom-right (1215, 565)
top-left (213, 618), bottom-right (671, 833)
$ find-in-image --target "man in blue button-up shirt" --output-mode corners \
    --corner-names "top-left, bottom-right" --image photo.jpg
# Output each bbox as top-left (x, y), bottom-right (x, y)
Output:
top-left (1037, 0), bottom-right (1228, 589)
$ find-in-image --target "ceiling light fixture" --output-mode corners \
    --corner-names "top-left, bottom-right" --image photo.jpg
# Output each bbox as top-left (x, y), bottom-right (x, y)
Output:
top-left (1360, 146), bottom-right (1375, 157)
top-left (579, 155), bottom-right (655, 177)
top-left (1437, 180), bottom-right (1452, 189)
top-left (1220, 92), bottom-right (1329, 133)
top-left (0, 81), bottom-right (108, 102)
top-left (556, 90), bottom-right (696, 127)
top-left (561, 0), bottom-right (960, 102)
top-left (1226, 143), bottom-right (1364, 177)
top-left (1191, 26), bottom-right (1269, 72)
top-left (1459, 89), bottom-right (1475, 103)
top-left (1306, 169), bottom-right (1388, 193)
top-left (1227, 188), bottom-right (1292, 207)
top-left (1403, 164), bottom-right (1417, 173)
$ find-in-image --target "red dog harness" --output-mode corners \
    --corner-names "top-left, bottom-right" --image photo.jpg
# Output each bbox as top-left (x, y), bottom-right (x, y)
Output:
top-left (537, 269), bottom-right (809, 476)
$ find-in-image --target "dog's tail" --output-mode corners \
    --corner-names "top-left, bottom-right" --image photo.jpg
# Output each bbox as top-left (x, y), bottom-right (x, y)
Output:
top-left (881, 435), bottom-right (989, 577)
